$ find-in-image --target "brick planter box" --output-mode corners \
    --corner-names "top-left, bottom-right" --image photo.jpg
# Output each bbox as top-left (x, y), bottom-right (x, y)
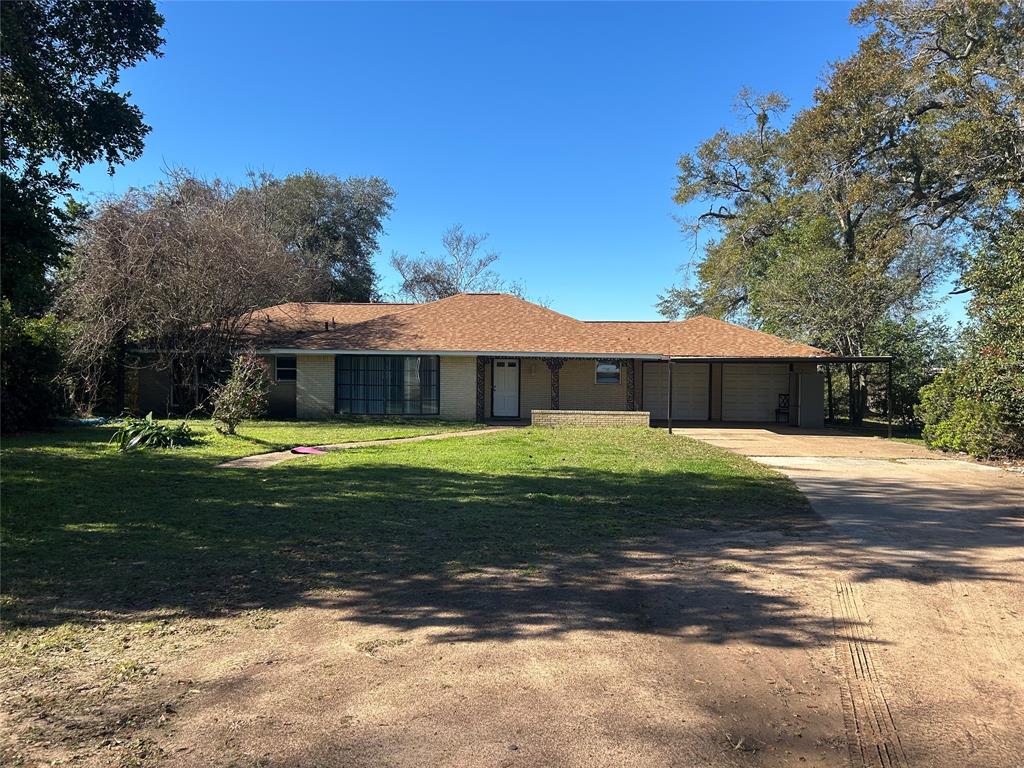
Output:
top-left (530, 410), bottom-right (650, 428)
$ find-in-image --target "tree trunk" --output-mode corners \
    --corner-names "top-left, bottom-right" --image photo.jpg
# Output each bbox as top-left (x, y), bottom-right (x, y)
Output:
top-left (113, 333), bottom-right (127, 414)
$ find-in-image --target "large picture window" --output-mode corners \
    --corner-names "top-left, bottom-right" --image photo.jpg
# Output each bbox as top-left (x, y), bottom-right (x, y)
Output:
top-left (335, 355), bottom-right (439, 416)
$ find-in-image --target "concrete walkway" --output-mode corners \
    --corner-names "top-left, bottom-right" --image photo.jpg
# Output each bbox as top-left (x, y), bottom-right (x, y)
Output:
top-left (216, 426), bottom-right (509, 469)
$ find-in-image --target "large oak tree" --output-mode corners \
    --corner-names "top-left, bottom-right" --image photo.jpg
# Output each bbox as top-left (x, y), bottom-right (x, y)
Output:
top-left (660, 0), bottom-right (1023, 422)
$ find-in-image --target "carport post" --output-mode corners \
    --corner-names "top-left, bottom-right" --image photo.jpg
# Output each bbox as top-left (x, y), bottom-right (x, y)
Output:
top-left (887, 359), bottom-right (893, 439)
top-left (825, 363), bottom-right (834, 423)
top-left (667, 360), bottom-right (673, 434)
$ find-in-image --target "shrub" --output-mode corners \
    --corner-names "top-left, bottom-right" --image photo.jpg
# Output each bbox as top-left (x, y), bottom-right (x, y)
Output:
top-left (0, 299), bottom-right (67, 432)
top-left (916, 217), bottom-right (1023, 459)
top-left (210, 350), bottom-right (270, 435)
top-left (110, 412), bottom-right (195, 451)
top-left (918, 373), bottom-right (1002, 457)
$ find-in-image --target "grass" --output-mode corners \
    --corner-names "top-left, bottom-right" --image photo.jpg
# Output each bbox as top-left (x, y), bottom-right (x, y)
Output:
top-left (1, 423), bottom-right (807, 629)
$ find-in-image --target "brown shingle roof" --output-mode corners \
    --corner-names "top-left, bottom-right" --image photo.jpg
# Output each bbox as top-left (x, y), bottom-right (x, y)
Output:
top-left (584, 316), bottom-right (826, 358)
top-left (237, 301), bottom-right (411, 347)
top-left (246, 293), bottom-right (828, 358)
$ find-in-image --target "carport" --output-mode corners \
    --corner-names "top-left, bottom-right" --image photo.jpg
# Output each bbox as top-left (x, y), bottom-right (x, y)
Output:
top-left (657, 355), bottom-right (894, 435)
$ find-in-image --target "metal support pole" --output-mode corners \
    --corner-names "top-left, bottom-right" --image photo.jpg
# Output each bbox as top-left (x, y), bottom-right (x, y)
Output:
top-left (887, 360), bottom-right (893, 439)
top-left (667, 360), bottom-right (673, 434)
top-left (847, 362), bottom-right (855, 426)
top-left (826, 363), bottom-right (834, 423)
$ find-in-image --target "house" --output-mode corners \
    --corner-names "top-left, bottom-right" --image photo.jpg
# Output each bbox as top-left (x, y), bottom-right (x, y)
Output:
top-left (136, 293), bottom-right (847, 427)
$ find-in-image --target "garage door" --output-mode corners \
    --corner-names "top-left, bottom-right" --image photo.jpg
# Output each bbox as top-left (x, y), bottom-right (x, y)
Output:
top-left (643, 363), bottom-right (709, 420)
top-left (722, 364), bottom-right (790, 422)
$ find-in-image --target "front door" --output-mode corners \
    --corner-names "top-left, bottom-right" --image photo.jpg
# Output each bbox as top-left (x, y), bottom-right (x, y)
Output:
top-left (492, 358), bottom-right (520, 418)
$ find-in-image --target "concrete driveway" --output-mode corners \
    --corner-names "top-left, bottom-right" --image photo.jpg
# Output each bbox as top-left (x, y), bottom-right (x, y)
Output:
top-left (675, 425), bottom-right (1024, 768)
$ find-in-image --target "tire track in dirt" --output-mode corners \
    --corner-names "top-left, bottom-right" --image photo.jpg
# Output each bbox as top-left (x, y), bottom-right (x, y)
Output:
top-left (832, 580), bottom-right (909, 768)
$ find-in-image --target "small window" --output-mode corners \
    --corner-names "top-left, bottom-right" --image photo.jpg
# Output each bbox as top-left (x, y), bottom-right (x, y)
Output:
top-left (595, 361), bottom-right (620, 385)
top-left (275, 355), bottom-right (297, 381)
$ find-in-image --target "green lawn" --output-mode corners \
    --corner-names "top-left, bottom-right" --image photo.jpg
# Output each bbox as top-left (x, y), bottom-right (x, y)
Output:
top-left (1, 424), bottom-right (809, 629)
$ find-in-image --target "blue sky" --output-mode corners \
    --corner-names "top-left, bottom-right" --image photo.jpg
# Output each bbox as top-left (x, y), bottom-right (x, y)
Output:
top-left (73, 1), bottom-right (966, 323)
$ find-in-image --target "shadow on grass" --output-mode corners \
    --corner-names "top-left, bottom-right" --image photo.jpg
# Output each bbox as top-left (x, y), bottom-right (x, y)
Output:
top-left (3, 427), bottom-right (1018, 648)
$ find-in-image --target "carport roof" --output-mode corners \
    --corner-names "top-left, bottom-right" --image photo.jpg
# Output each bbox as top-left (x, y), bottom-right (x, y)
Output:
top-left (666, 355), bottom-right (893, 363)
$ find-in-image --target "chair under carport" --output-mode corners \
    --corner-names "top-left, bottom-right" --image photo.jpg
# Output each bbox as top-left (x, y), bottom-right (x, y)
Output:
top-left (663, 355), bottom-right (895, 437)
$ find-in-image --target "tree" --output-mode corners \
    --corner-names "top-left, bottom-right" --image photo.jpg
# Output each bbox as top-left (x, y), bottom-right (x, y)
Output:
top-left (0, 299), bottom-right (66, 432)
top-left (660, 97), bottom-right (953, 422)
top-left (58, 172), bottom-right (316, 412)
top-left (240, 171), bottom-right (395, 302)
top-left (918, 216), bottom-right (1024, 458)
top-left (1, 0), bottom-right (164, 315)
top-left (390, 225), bottom-right (525, 303)
top-left (864, 316), bottom-right (955, 425)
top-left (792, 0), bottom-right (1023, 238)
top-left (661, 0), bottom-right (1022, 422)
top-left (210, 351), bottom-right (271, 435)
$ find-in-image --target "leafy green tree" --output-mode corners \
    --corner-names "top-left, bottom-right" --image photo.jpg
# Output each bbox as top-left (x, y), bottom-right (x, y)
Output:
top-left (918, 217), bottom-right (1024, 457)
top-left (864, 317), bottom-right (956, 425)
top-left (1, 0), bottom-right (164, 315)
top-left (241, 171), bottom-right (395, 302)
top-left (0, 299), bottom-right (66, 431)
top-left (807, 0), bottom-right (1024, 236)
top-left (661, 0), bottom-right (1022, 423)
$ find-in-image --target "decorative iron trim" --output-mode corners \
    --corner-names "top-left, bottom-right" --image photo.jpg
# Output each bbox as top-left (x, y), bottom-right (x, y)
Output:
top-left (475, 356), bottom-right (487, 421)
top-left (544, 357), bottom-right (566, 410)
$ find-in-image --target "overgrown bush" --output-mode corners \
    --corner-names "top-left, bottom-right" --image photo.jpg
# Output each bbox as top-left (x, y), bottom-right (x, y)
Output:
top-left (917, 218), bottom-right (1024, 459)
top-left (209, 351), bottom-right (270, 435)
top-left (917, 372), bottom-right (1007, 457)
top-left (110, 412), bottom-right (195, 451)
top-left (1, 299), bottom-right (67, 432)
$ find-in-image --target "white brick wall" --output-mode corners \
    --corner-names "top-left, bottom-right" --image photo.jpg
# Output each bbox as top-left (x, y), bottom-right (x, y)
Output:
top-left (440, 356), bottom-right (476, 421)
top-left (296, 354), bottom-right (335, 419)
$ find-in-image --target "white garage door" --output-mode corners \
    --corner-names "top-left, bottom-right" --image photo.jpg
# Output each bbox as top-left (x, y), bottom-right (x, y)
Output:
top-left (643, 363), bottom-right (709, 420)
top-left (722, 364), bottom-right (790, 422)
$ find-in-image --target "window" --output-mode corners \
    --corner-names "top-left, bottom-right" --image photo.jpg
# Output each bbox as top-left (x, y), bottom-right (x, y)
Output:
top-left (595, 361), bottom-right (621, 385)
top-left (335, 355), bottom-right (439, 416)
top-left (275, 356), bottom-right (297, 381)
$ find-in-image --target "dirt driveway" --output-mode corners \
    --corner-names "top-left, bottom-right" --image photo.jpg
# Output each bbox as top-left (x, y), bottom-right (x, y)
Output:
top-left (674, 425), bottom-right (1024, 768)
top-left (69, 428), bottom-right (1022, 768)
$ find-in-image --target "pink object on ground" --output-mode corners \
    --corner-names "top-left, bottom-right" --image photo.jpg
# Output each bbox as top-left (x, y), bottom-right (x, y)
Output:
top-left (290, 446), bottom-right (326, 455)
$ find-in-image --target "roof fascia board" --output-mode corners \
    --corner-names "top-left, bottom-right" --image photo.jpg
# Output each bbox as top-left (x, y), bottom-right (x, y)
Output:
top-left (258, 348), bottom-right (666, 360)
top-left (666, 355), bottom-right (893, 363)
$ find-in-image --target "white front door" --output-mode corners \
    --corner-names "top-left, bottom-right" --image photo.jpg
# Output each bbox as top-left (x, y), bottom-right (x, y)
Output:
top-left (492, 359), bottom-right (520, 418)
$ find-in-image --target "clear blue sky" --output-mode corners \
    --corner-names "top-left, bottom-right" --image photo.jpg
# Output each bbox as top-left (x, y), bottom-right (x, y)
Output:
top-left (73, 1), bottom-right (966, 323)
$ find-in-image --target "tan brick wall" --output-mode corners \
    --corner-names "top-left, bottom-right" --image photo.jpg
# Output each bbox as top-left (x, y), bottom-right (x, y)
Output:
top-left (440, 356), bottom-right (477, 421)
top-left (531, 410), bottom-right (650, 427)
top-left (559, 359), bottom-right (629, 411)
top-left (520, 358), bottom-right (550, 415)
top-left (296, 354), bottom-right (335, 418)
